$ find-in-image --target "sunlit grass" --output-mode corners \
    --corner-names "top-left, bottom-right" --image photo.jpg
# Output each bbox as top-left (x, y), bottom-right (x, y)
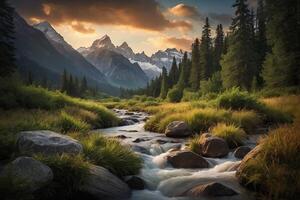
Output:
top-left (211, 123), bottom-right (246, 148)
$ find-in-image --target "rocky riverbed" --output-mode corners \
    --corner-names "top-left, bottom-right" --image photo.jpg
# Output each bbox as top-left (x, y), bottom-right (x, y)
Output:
top-left (95, 109), bottom-right (258, 200)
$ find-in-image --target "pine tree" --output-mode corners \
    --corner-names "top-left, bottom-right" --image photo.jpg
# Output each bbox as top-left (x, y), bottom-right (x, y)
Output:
top-left (199, 17), bottom-right (213, 80)
top-left (213, 24), bottom-right (224, 73)
top-left (221, 0), bottom-right (257, 90)
top-left (80, 76), bottom-right (88, 94)
top-left (68, 74), bottom-right (74, 95)
top-left (178, 52), bottom-right (190, 89)
top-left (223, 34), bottom-right (229, 54)
top-left (168, 57), bottom-right (179, 88)
top-left (74, 77), bottom-right (79, 96)
top-left (262, 0), bottom-right (299, 88)
top-left (0, 0), bottom-right (16, 77)
top-left (189, 38), bottom-right (201, 90)
top-left (61, 69), bottom-right (68, 92)
top-left (160, 66), bottom-right (168, 99)
top-left (255, 0), bottom-right (268, 87)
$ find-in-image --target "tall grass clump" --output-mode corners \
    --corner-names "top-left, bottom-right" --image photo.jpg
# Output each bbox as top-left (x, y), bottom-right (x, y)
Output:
top-left (211, 123), bottom-right (246, 148)
top-left (57, 112), bottom-right (90, 133)
top-left (81, 134), bottom-right (142, 177)
top-left (231, 110), bottom-right (262, 134)
top-left (34, 154), bottom-right (90, 200)
top-left (188, 134), bottom-right (206, 154)
top-left (239, 125), bottom-right (300, 199)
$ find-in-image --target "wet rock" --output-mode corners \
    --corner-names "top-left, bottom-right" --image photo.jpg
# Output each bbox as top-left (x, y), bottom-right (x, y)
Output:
top-left (125, 112), bottom-right (135, 115)
top-left (131, 145), bottom-right (150, 155)
top-left (234, 146), bottom-right (252, 159)
top-left (125, 176), bottom-right (145, 190)
top-left (119, 130), bottom-right (138, 133)
top-left (82, 165), bottom-right (131, 199)
top-left (0, 157), bottom-right (53, 192)
top-left (184, 182), bottom-right (238, 197)
top-left (120, 119), bottom-right (135, 126)
top-left (196, 136), bottom-right (229, 158)
top-left (132, 137), bottom-right (151, 143)
top-left (114, 135), bottom-right (130, 139)
top-left (17, 130), bottom-right (83, 155)
top-left (165, 121), bottom-right (193, 138)
top-left (236, 145), bottom-right (262, 186)
top-left (167, 151), bottom-right (209, 168)
top-left (123, 117), bottom-right (139, 123)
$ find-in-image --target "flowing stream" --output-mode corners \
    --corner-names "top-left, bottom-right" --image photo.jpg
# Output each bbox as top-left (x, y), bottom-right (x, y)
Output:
top-left (95, 109), bottom-right (256, 200)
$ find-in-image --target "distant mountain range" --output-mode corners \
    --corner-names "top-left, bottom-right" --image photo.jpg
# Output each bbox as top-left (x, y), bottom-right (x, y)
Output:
top-left (78, 36), bottom-right (185, 80)
top-left (13, 13), bottom-right (186, 94)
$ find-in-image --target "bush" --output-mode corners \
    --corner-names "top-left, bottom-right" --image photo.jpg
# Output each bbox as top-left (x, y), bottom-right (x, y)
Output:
top-left (34, 154), bottom-right (90, 200)
top-left (231, 110), bottom-right (262, 134)
top-left (81, 134), bottom-right (142, 177)
top-left (211, 123), bottom-right (246, 148)
top-left (167, 87), bottom-right (183, 103)
top-left (57, 112), bottom-right (90, 133)
top-left (216, 87), bottom-right (262, 110)
top-left (188, 134), bottom-right (205, 154)
top-left (181, 89), bottom-right (201, 101)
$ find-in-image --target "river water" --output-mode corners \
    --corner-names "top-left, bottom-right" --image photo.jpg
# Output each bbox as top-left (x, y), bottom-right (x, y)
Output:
top-left (96, 109), bottom-right (256, 200)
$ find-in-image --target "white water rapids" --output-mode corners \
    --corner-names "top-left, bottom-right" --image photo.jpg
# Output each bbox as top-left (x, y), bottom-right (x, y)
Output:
top-left (95, 109), bottom-right (256, 200)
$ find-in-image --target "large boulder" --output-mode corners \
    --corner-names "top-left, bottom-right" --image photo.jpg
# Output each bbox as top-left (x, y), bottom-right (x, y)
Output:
top-left (167, 151), bottom-right (209, 168)
top-left (234, 146), bottom-right (252, 159)
top-left (165, 121), bottom-right (193, 138)
top-left (82, 165), bottom-right (131, 199)
top-left (0, 157), bottom-right (53, 192)
top-left (195, 135), bottom-right (229, 158)
top-left (17, 130), bottom-right (83, 155)
top-left (236, 145), bottom-right (262, 186)
top-left (184, 182), bottom-right (238, 197)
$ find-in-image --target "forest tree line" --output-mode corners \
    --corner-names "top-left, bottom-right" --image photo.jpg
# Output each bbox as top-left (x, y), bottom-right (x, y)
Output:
top-left (126, 0), bottom-right (299, 101)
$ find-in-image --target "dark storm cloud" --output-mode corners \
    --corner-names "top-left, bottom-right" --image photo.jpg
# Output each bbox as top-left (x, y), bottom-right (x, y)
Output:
top-left (11, 0), bottom-right (192, 32)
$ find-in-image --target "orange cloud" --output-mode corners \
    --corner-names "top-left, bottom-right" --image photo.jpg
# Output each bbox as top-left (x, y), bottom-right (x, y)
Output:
top-left (70, 22), bottom-right (95, 34)
top-left (12, 0), bottom-right (193, 33)
top-left (169, 3), bottom-right (203, 21)
top-left (164, 37), bottom-right (193, 51)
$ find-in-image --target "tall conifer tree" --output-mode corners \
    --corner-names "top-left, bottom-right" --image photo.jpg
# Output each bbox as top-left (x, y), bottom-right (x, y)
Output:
top-left (213, 24), bottom-right (224, 73)
top-left (160, 67), bottom-right (168, 99)
top-left (189, 38), bottom-right (201, 90)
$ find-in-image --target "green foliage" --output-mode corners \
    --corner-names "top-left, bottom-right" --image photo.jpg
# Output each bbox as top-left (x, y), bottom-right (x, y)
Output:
top-left (181, 89), bottom-right (201, 102)
top-left (200, 72), bottom-right (223, 94)
top-left (189, 38), bottom-right (201, 90)
top-left (0, 130), bottom-right (16, 160)
top-left (211, 123), bottom-right (246, 148)
top-left (213, 24), bottom-right (224, 73)
top-left (81, 134), bottom-right (142, 177)
top-left (34, 154), bottom-right (90, 200)
top-left (160, 67), bottom-right (168, 99)
top-left (167, 87), bottom-right (183, 103)
top-left (168, 57), bottom-right (179, 88)
top-left (262, 0), bottom-right (299, 88)
top-left (216, 87), bottom-right (262, 110)
top-left (199, 17), bottom-right (213, 80)
top-left (221, 0), bottom-right (257, 90)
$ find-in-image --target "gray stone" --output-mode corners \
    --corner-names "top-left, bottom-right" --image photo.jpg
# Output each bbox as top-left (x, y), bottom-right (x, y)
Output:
top-left (1, 157), bottom-right (53, 192)
top-left (184, 182), bottom-right (238, 197)
top-left (167, 151), bottom-right (209, 168)
top-left (125, 176), bottom-right (145, 190)
top-left (196, 136), bottom-right (229, 158)
top-left (82, 165), bottom-right (131, 199)
top-left (165, 121), bottom-right (193, 138)
top-left (17, 130), bottom-right (83, 155)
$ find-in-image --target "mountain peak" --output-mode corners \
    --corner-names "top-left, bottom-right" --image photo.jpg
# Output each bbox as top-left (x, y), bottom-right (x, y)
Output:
top-left (120, 42), bottom-right (129, 48)
top-left (91, 34), bottom-right (115, 50)
top-left (33, 21), bottom-right (65, 44)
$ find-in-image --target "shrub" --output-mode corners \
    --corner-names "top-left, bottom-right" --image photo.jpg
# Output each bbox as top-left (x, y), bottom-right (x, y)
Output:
top-left (167, 87), bottom-right (183, 103)
top-left (57, 112), bottom-right (90, 133)
top-left (216, 87), bottom-right (262, 111)
top-left (81, 134), bottom-right (142, 177)
top-left (211, 123), bottom-right (246, 148)
top-left (188, 134), bottom-right (205, 154)
top-left (181, 89), bottom-right (201, 101)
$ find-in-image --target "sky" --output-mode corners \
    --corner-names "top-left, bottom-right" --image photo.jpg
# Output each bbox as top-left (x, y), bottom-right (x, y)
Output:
top-left (11, 0), bottom-right (257, 56)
